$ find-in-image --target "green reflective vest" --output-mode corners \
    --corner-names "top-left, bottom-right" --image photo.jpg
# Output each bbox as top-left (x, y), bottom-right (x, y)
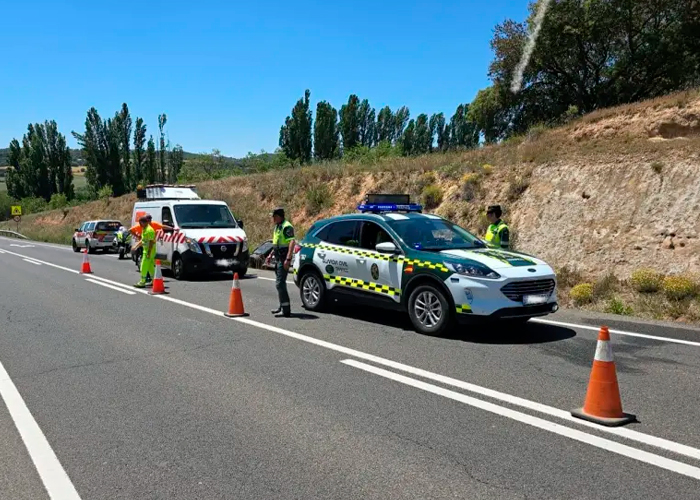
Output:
top-left (484, 220), bottom-right (510, 250)
top-left (142, 224), bottom-right (156, 258)
top-left (272, 220), bottom-right (295, 247)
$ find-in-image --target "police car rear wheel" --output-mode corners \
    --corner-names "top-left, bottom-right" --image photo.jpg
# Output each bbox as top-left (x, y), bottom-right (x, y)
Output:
top-left (72, 239), bottom-right (79, 252)
top-left (300, 272), bottom-right (325, 311)
top-left (408, 285), bottom-right (451, 335)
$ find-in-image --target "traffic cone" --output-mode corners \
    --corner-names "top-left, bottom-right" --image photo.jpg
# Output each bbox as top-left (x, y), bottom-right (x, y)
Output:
top-left (80, 247), bottom-right (93, 274)
top-left (149, 260), bottom-right (166, 295)
top-left (571, 326), bottom-right (636, 426)
top-left (224, 273), bottom-right (248, 317)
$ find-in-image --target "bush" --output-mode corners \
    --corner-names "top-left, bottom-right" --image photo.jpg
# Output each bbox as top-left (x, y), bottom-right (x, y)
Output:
top-left (570, 283), bottom-right (594, 305)
top-left (662, 276), bottom-right (697, 301)
top-left (651, 161), bottom-right (663, 175)
top-left (20, 196), bottom-right (48, 215)
top-left (506, 174), bottom-right (530, 201)
top-left (421, 184), bottom-right (443, 210)
top-left (556, 266), bottom-right (584, 289)
top-left (605, 297), bottom-right (633, 316)
top-left (98, 185), bottom-right (113, 200)
top-left (630, 268), bottom-right (663, 293)
top-left (481, 164), bottom-right (494, 175)
top-left (305, 184), bottom-right (333, 216)
top-left (593, 272), bottom-right (619, 299)
top-left (460, 173), bottom-right (481, 201)
top-left (49, 193), bottom-right (69, 210)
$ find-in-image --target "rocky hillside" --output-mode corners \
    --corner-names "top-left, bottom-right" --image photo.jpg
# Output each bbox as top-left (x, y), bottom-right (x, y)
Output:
top-left (5, 90), bottom-right (700, 278)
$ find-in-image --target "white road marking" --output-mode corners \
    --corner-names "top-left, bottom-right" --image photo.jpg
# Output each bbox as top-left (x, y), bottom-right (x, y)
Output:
top-left (0, 237), bottom-right (72, 251)
top-left (0, 249), bottom-right (6, 253)
top-left (532, 318), bottom-right (700, 348)
top-left (0, 248), bottom-right (79, 274)
top-left (11, 244), bottom-right (35, 248)
top-left (256, 276), bottom-right (294, 284)
top-left (0, 360), bottom-right (82, 499)
top-left (22, 259), bottom-right (42, 266)
top-left (4, 247), bottom-right (700, 469)
top-left (85, 278), bottom-right (137, 295)
top-left (341, 359), bottom-right (700, 481)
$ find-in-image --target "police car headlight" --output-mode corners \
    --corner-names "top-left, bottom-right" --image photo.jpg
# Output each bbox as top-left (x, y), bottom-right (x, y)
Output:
top-left (185, 237), bottom-right (202, 254)
top-left (242, 240), bottom-right (248, 252)
top-left (445, 261), bottom-right (500, 279)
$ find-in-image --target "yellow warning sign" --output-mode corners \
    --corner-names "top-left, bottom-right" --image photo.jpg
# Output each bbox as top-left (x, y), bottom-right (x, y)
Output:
top-left (11, 206), bottom-right (21, 216)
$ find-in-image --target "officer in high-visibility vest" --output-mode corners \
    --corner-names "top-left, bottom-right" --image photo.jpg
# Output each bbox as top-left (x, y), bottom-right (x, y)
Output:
top-left (270, 208), bottom-right (295, 317)
top-left (483, 205), bottom-right (510, 250)
top-left (133, 216), bottom-right (156, 288)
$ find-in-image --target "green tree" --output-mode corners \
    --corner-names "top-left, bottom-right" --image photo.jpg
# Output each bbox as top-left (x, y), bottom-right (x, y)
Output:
top-left (358, 99), bottom-right (376, 147)
top-left (401, 119), bottom-right (416, 156)
top-left (449, 104), bottom-right (479, 149)
top-left (158, 114), bottom-right (168, 182)
top-left (393, 106), bottom-right (410, 144)
top-left (145, 136), bottom-right (157, 183)
top-left (5, 139), bottom-right (25, 199)
top-left (118, 103), bottom-right (132, 189)
top-left (413, 114), bottom-right (432, 154)
top-left (376, 106), bottom-right (394, 144)
top-left (168, 145), bottom-right (184, 183)
top-left (339, 94), bottom-right (360, 151)
top-left (429, 113), bottom-right (448, 151)
top-left (279, 89), bottom-right (313, 164)
top-left (133, 117), bottom-right (147, 184)
top-left (314, 101), bottom-right (339, 160)
top-left (467, 86), bottom-right (504, 144)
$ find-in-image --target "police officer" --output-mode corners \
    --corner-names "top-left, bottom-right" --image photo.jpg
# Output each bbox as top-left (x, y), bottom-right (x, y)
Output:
top-left (270, 208), bottom-right (295, 317)
top-left (484, 205), bottom-right (510, 250)
top-left (133, 215), bottom-right (156, 288)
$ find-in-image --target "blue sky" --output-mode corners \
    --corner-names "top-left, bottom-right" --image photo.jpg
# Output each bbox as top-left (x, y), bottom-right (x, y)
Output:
top-left (1, 0), bottom-right (528, 158)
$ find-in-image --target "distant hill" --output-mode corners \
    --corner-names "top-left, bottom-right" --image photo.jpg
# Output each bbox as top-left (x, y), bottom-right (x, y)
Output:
top-left (0, 148), bottom-right (238, 167)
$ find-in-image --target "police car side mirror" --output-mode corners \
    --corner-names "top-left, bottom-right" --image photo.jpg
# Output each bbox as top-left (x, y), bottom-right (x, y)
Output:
top-left (74, 228), bottom-right (80, 232)
top-left (376, 242), bottom-right (398, 254)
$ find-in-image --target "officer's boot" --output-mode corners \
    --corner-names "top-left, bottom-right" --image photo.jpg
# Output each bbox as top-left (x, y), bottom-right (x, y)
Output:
top-left (275, 306), bottom-right (291, 318)
top-left (271, 306), bottom-right (282, 315)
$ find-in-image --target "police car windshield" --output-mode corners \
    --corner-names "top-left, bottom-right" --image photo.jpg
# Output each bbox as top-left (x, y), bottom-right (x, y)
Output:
top-left (173, 204), bottom-right (238, 229)
top-left (387, 217), bottom-right (485, 251)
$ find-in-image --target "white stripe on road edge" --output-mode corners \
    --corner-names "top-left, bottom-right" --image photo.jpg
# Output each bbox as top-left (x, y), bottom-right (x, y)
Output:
top-left (0, 361), bottom-right (82, 499)
top-left (85, 278), bottom-right (137, 295)
top-left (4, 248), bottom-right (700, 466)
top-left (341, 359), bottom-right (700, 481)
top-left (0, 248), bottom-right (79, 274)
top-left (0, 236), bottom-right (72, 252)
top-left (23, 259), bottom-right (42, 266)
top-left (531, 318), bottom-right (700, 347)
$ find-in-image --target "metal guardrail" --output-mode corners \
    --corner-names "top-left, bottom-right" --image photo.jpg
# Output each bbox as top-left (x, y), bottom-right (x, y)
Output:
top-left (0, 229), bottom-right (29, 240)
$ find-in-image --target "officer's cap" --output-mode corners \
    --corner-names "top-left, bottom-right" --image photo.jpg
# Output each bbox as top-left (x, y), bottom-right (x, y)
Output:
top-left (486, 205), bottom-right (502, 216)
top-left (271, 208), bottom-right (285, 218)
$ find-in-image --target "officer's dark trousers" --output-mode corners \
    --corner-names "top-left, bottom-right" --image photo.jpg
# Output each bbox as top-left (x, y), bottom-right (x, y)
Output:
top-left (275, 260), bottom-right (291, 313)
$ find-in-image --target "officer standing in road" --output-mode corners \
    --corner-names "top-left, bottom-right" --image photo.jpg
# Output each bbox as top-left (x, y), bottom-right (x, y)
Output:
top-left (484, 205), bottom-right (510, 250)
top-left (133, 215), bottom-right (156, 288)
top-left (271, 208), bottom-right (295, 317)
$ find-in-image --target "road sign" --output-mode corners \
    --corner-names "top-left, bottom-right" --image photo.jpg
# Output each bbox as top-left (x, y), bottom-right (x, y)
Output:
top-left (13, 215), bottom-right (21, 223)
top-left (11, 206), bottom-right (21, 216)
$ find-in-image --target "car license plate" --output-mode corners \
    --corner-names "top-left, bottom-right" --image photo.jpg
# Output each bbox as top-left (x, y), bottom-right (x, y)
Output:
top-left (523, 294), bottom-right (548, 305)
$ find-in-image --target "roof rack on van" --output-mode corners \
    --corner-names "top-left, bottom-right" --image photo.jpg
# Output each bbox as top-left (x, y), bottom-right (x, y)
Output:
top-left (136, 184), bottom-right (200, 201)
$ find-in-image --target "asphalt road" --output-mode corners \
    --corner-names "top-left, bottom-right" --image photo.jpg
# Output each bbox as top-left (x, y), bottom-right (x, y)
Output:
top-left (1, 236), bottom-right (700, 499)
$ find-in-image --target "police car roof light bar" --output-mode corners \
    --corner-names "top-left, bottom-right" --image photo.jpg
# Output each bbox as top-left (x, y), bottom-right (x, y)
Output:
top-left (357, 194), bottom-right (423, 214)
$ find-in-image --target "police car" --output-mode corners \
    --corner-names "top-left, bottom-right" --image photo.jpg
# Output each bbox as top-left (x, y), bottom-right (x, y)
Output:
top-left (292, 194), bottom-right (558, 335)
top-left (72, 220), bottom-right (122, 253)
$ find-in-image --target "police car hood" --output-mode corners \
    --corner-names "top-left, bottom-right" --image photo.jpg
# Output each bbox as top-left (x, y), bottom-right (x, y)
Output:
top-left (177, 227), bottom-right (247, 244)
top-left (437, 248), bottom-right (548, 269)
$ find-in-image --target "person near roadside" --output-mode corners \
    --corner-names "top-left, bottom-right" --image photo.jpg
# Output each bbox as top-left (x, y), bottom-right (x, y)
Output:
top-left (270, 208), bottom-right (295, 318)
top-left (132, 215), bottom-right (156, 288)
top-left (483, 205), bottom-right (510, 250)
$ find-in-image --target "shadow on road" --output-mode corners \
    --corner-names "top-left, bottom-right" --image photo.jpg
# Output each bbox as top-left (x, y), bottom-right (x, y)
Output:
top-left (329, 302), bottom-right (576, 344)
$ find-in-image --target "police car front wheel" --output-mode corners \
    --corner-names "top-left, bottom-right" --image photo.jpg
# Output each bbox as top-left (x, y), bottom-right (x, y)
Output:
top-left (300, 272), bottom-right (326, 311)
top-left (408, 285), bottom-right (452, 335)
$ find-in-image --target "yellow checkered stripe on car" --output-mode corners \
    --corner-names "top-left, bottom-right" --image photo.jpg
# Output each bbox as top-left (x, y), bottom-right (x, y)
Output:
top-left (323, 274), bottom-right (401, 297)
top-left (455, 304), bottom-right (472, 314)
top-left (303, 243), bottom-right (449, 271)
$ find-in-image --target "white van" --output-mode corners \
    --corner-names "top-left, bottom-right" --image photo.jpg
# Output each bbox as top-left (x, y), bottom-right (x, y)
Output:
top-left (131, 184), bottom-right (249, 280)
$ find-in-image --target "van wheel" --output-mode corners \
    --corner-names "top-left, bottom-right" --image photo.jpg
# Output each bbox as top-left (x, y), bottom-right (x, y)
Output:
top-left (86, 240), bottom-right (96, 254)
top-left (72, 239), bottom-right (80, 252)
top-left (172, 255), bottom-right (187, 281)
top-left (408, 284), bottom-right (452, 336)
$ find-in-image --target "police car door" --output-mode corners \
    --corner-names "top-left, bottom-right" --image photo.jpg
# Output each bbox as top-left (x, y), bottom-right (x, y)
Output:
top-left (314, 220), bottom-right (359, 292)
top-left (357, 221), bottom-right (402, 303)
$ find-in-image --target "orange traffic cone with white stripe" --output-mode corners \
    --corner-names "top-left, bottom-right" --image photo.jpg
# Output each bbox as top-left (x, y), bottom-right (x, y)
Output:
top-left (224, 273), bottom-right (248, 317)
top-left (80, 247), bottom-right (93, 274)
top-left (571, 326), bottom-right (636, 426)
top-left (149, 260), bottom-right (166, 295)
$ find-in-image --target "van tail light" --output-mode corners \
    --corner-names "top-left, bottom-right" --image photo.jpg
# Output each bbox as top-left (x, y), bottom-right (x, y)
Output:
top-left (294, 244), bottom-right (302, 254)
